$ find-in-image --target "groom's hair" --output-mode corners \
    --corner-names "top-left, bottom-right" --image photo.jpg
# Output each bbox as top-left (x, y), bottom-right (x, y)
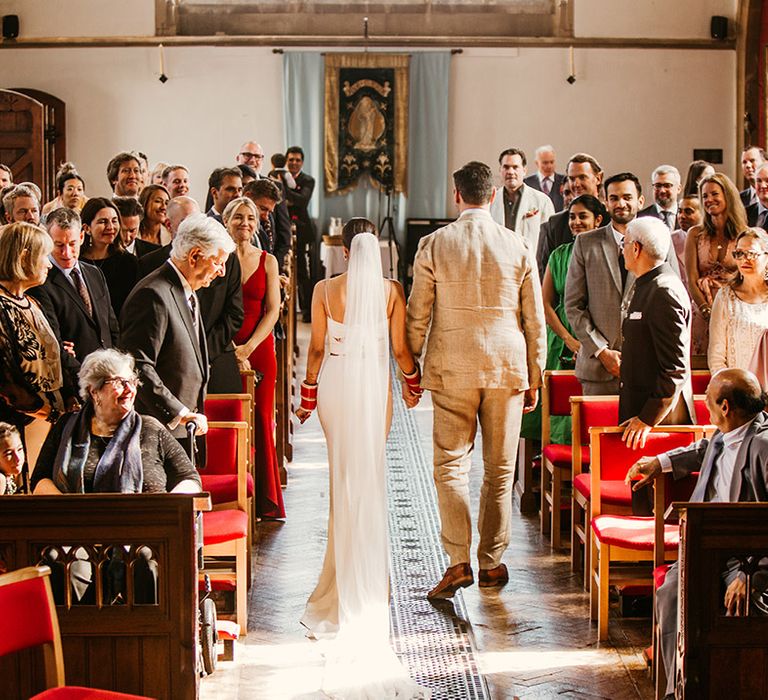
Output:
top-left (453, 161), bottom-right (493, 206)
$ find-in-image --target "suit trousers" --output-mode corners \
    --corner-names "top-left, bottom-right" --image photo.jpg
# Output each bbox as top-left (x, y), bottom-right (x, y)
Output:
top-left (580, 377), bottom-right (620, 396)
top-left (431, 387), bottom-right (524, 569)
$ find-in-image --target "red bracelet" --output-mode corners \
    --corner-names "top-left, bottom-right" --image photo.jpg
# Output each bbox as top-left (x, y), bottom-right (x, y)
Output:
top-left (402, 365), bottom-right (423, 396)
top-left (300, 381), bottom-right (318, 411)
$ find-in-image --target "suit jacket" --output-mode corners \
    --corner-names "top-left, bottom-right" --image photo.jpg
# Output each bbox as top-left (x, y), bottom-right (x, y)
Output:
top-left (619, 263), bottom-right (694, 426)
top-left (119, 263), bottom-right (209, 438)
top-left (524, 172), bottom-right (565, 212)
top-left (284, 171), bottom-right (316, 242)
top-left (137, 244), bottom-right (171, 279)
top-left (206, 207), bottom-right (223, 225)
top-left (197, 254), bottom-right (244, 394)
top-left (489, 184), bottom-right (554, 253)
top-left (407, 209), bottom-right (546, 391)
top-left (741, 187), bottom-right (756, 208)
top-left (666, 412), bottom-right (768, 503)
top-left (746, 202), bottom-right (760, 227)
top-left (133, 238), bottom-right (161, 258)
top-left (29, 263), bottom-right (119, 386)
top-left (638, 203), bottom-right (678, 230)
top-left (565, 225), bottom-right (635, 385)
top-left (536, 209), bottom-right (572, 279)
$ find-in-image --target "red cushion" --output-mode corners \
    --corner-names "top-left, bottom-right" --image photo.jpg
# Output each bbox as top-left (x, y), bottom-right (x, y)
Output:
top-left (32, 689), bottom-right (152, 699)
top-left (654, 563), bottom-right (672, 589)
top-left (203, 509), bottom-right (248, 545)
top-left (543, 443), bottom-right (590, 469)
top-left (573, 474), bottom-right (632, 506)
top-left (590, 514), bottom-right (679, 551)
top-left (204, 397), bottom-right (246, 422)
top-left (594, 432), bottom-right (696, 481)
top-left (200, 473), bottom-right (254, 504)
top-left (691, 372), bottom-right (711, 395)
top-left (577, 399), bottom-right (620, 444)
top-left (0, 575), bottom-right (55, 657)
top-left (547, 373), bottom-right (582, 415)
top-left (693, 397), bottom-right (709, 426)
top-left (203, 427), bottom-right (239, 476)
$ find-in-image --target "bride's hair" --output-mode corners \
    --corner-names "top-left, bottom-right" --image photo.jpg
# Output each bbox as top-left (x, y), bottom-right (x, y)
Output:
top-left (342, 217), bottom-right (378, 249)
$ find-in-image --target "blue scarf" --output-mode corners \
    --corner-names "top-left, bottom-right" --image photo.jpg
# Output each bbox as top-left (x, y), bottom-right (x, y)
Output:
top-left (52, 402), bottom-right (144, 493)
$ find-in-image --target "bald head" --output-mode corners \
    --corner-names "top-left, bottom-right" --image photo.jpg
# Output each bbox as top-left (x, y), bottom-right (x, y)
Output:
top-left (236, 141), bottom-right (265, 173)
top-left (167, 196), bottom-right (201, 237)
top-left (708, 368), bottom-right (766, 429)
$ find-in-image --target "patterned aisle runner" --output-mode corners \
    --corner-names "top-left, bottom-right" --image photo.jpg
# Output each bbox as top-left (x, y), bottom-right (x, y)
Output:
top-left (387, 366), bottom-right (491, 700)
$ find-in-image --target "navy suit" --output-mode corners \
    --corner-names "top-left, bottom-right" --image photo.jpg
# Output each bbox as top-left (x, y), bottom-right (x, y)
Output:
top-left (524, 172), bottom-right (565, 212)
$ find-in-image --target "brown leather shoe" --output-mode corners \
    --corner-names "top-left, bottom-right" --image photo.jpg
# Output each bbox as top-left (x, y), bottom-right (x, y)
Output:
top-left (478, 563), bottom-right (509, 588)
top-left (427, 563), bottom-right (474, 600)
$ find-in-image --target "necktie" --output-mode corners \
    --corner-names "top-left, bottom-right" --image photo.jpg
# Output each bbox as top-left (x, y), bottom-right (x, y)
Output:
top-left (188, 293), bottom-right (198, 330)
top-left (618, 248), bottom-right (628, 287)
top-left (542, 177), bottom-right (551, 195)
top-left (704, 434), bottom-right (725, 502)
top-left (71, 267), bottom-right (93, 318)
top-left (662, 210), bottom-right (674, 231)
top-left (758, 210), bottom-right (768, 230)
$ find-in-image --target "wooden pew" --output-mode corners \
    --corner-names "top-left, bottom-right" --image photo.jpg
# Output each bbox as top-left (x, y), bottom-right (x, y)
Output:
top-left (673, 502), bottom-right (768, 700)
top-left (0, 494), bottom-right (209, 700)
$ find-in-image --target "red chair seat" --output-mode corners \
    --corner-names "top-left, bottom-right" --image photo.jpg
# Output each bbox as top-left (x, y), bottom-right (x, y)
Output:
top-left (203, 510), bottom-right (248, 545)
top-left (200, 473), bottom-right (254, 505)
top-left (542, 443), bottom-right (591, 470)
top-left (573, 474), bottom-right (632, 506)
top-left (32, 688), bottom-right (152, 699)
top-left (591, 515), bottom-right (679, 551)
top-left (654, 563), bottom-right (672, 589)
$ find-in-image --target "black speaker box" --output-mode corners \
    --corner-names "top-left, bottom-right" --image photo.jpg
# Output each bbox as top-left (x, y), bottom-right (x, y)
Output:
top-left (711, 15), bottom-right (728, 40)
top-left (2, 15), bottom-right (19, 40)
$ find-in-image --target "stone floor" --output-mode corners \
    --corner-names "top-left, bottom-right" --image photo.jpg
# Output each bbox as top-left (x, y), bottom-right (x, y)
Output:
top-left (200, 322), bottom-right (655, 700)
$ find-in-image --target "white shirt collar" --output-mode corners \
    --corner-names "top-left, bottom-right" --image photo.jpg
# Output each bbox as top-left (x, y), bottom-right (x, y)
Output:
top-left (722, 418), bottom-right (755, 450)
top-left (459, 207), bottom-right (492, 218)
top-left (167, 259), bottom-right (194, 300)
top-left (610, 224), bottom-right (624, 248)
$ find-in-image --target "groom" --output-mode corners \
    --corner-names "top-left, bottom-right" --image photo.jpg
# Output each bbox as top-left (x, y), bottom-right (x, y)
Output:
top-left (406, 160), bottom-right (547, 599)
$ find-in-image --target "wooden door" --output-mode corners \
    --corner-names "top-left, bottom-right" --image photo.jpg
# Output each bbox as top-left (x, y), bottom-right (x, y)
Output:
top-left (0, 89), bottom-right (45, 192)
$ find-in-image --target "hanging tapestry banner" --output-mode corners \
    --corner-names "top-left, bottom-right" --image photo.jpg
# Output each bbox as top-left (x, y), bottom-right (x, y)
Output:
top-left (324, 53), bottom-right (409, 196)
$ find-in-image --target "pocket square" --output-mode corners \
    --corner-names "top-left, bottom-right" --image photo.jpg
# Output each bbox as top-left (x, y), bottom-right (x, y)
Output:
top-left (629, 311), bottom-right (642, 320)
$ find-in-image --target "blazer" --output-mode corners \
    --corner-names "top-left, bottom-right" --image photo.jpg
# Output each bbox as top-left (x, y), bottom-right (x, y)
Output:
top-left (197, 254), bottom-right (244, 394)
top-left (746, 202), bottom-right (760, 227)
top-left (489, 184), bottom-right (554, 253)
top-left (666, 412), bottom-right (768, 503)
top-left (638, 203), bottom-right (678, 230)
top-left (284, 171), bottom-right (316, 241)
top-left (535, 209), bottom-right (572, 279)
top-left (406, 209), bottom-right (546, 391)
top-left (564, 224), bottom-right (635, 384)
top-left (741, 187), bottom-right (756, 208)
top-left (524, 172), bottom-right (565, 212)
top-left (137, 244), bottom-right (171, 279)
top-left (133, 238), bottom-right (161, 258)
top-left (29, 262), bottom-right (119, 381)
top-left (119, 263), bottom-right (209, 438)
top-left (619, 263), bottom-right (695, 426)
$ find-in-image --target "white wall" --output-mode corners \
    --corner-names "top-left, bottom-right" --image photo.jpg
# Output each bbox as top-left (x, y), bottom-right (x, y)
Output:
top-left (448, 47), bottom-right (737, 213)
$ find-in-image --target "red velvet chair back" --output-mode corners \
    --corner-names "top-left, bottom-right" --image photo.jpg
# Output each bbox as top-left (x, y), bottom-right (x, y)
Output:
top-left (691, 371), bottom-right (711, 395)
top-left (0, 568), bottom-right (55, 657)
top-left (546, 372), bottom-right (583, 416)
top-left (204, 426), bottom-right (238, 476)
top-left (594, 430), bottom-right (698, 481)
top-left (576, 398), bottom-right (620, 446)
top-left (693, 396), bottom-right (711, 426)
top-left (204, 396), bottom-right (246, 422)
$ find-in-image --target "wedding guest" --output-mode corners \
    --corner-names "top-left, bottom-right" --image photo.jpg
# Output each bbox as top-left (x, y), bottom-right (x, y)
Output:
top-left (709, 228), bottom-right (768, 373)
top-left (0, 422), bottom-right (26, 494)
top-left (79, 197), bottom-right (138, 316)
top-left (684, 173), bottom-right (746, 356)
top-left (42, 165), bottom-right (86, 217)
top-left (138, 184), bottom-right (171, 246)
top-left (671, 195), bottom-right (703, 292)
top-left (107, 152), bottom-right (142, 198)
top-left (113, 196), bottom-right (156, 257)
top-left (31, 349), bottom-right (201, 494)
top-left (0, 164), bottom-right (12, 188)
top-left (3, 183), bottom-right (41, 225)
top-left (683, 160), bottom-right (715, 197)
top-left (162, 165), bottom-right (190, 199)
top-left (223, 197), bottom-right (284, 519)
top-left (151, 161), bottom-right (170, 186)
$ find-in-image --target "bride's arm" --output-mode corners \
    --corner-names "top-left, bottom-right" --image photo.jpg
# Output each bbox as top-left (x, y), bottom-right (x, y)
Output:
top-left (234, 254), bottom-right (282, 364)
top-left (389, 281), bottom-right (417, 375)
top-left (296, 282), bottom-right (328, 423)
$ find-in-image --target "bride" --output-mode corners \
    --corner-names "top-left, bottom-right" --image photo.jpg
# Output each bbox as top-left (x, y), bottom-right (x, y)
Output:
top-left (296, 218), bottom-right (429, 698)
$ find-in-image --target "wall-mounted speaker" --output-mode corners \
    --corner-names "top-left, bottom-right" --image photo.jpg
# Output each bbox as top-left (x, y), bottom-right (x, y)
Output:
top-left (2, 15), bottom-right (19, 40)
top-left (711, 15), bottom-right (728, 41)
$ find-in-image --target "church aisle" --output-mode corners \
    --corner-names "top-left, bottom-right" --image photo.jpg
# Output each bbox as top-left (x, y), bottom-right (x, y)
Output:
top-left (201, 322), bottom-right (654, 700)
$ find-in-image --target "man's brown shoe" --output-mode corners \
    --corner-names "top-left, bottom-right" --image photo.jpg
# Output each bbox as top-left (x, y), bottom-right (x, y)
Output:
top-left (478, 563), bottom-right (509, 588)
top-left (427, 563), bottom-right (474, 600)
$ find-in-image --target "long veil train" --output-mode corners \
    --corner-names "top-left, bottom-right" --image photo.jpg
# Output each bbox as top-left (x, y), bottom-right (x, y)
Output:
top-left (302, 232), bottom-right (430, 699)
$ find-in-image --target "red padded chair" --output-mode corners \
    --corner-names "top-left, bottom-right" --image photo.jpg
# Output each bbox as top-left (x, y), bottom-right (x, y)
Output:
top-left (569, 395), bottom-right (622, 586)
top-left (690, 370), bottom-right (711, 395)
top-left (588, 426), bottom-right (705, 640)
top-left (540, 370), bottom-right (582, 549)
top-left (0, 566), bottom-right (152, 699)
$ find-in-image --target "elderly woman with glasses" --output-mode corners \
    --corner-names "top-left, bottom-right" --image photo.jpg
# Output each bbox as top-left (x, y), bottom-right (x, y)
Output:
top-left (708, 228), bottom-right (768, 373)
top-left (31, 349), bottom-right (201, 494)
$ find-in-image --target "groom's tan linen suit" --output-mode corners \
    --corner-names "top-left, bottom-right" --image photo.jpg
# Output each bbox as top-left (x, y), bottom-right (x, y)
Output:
top-left (407, 208), bottom-right (546, 569)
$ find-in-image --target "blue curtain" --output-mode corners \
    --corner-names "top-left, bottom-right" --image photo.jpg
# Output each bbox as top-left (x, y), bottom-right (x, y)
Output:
top-left (283, 51), bottom-right (450, 246)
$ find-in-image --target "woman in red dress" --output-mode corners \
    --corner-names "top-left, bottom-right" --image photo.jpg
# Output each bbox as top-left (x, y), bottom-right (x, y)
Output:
top-left (223, 197), bottom-right (285, 518)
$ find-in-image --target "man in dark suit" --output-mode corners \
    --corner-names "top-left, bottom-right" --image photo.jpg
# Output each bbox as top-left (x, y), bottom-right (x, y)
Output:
top-left (113, 196), bottom-right (158, 258)
top-left (243, 178), bottom-right (291, 269)
top-left (206, 167), bottom-right (242, 224)
top-left (740, 145), bottom-right (765, 208)
top-left (29, 207), bottom-right (119, 387)
top-left (523, 144), bottom-right (565, 212)
top-left (749, 163), bottom-right (768, 229)
top-left (137, 196), bottom-right (200, 278)
top-left (285, 146), bottom-right (316, 322)
top-left (120, 213), bottom-right (236, 453)
top-left (536, 152), bottom-right (603, 278)
top-left (625, 368), bottom-right (768, 699)
top-left (638, 165), bottom-right (681, 231)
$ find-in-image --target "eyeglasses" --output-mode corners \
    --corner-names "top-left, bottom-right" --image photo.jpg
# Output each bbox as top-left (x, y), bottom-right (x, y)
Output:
top-left (653, 183), bottom-right (675, 190)
top-left (102, 377), bottom-right (138, 391)
top-left (732, 249), bottom-right (766, 260)
top-left (240, 152), bottom-right (265, 160)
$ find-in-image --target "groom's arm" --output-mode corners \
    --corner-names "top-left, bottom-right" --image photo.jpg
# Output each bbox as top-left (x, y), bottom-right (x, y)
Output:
top-left (406, 235), bottom-right (436, 358)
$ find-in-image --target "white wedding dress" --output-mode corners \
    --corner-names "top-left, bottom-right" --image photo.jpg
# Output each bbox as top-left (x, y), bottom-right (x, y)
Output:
top-left (301, 233), bottom-right (430, 699)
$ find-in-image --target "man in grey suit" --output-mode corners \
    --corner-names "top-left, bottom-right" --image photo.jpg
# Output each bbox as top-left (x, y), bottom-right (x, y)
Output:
top-left (407, 161), bottom-right (546, 599)
top-left (625, 369), bottom-right (768, 699)
top-left (120, 214), bottom-right (236, 454)
top-left (565, 173), bottom-right (646, 395)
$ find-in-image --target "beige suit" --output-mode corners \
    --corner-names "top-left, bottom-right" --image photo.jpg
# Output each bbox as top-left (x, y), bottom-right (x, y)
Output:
top-left (407, 208), bottom-right (546, 569)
